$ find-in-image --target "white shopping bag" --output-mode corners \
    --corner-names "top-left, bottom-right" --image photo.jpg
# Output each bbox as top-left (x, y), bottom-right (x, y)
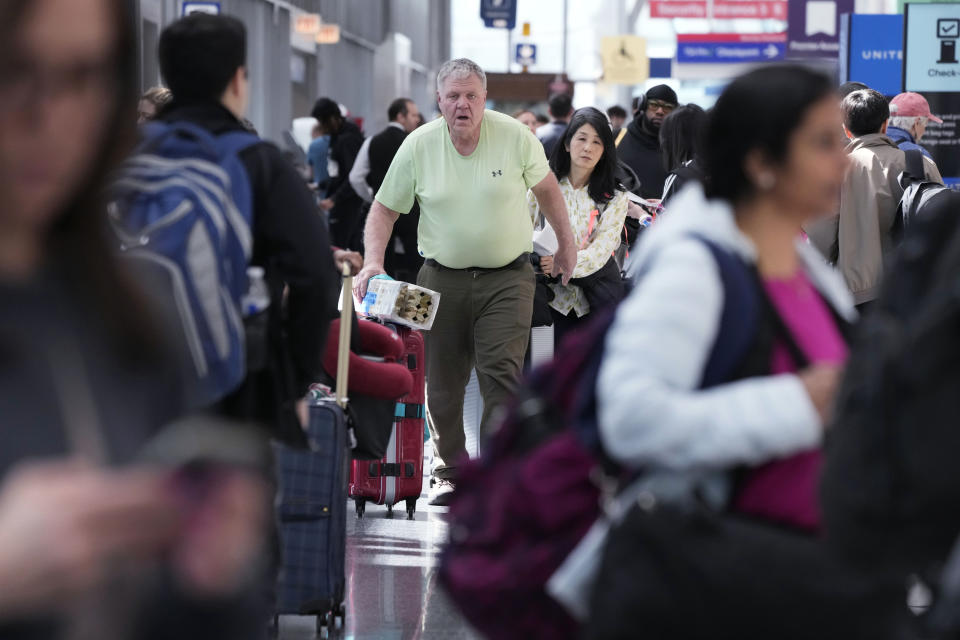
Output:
top-left (533, 221), bottom-right (559, 256)
top-left (529, 326), bottom-right (555, 368)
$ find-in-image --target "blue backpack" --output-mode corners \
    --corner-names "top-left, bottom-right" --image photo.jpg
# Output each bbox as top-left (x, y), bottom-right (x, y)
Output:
top-left (109, 121), bottom-right (260, 407)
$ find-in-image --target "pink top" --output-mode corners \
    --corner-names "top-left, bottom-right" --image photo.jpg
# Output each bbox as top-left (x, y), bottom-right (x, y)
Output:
top-left (732, 269), bottom-right (847, 532)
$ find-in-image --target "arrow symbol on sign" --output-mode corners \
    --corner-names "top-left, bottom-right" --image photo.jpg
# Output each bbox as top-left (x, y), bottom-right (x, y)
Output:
top-left (763, 44), bottom-right (780, 59)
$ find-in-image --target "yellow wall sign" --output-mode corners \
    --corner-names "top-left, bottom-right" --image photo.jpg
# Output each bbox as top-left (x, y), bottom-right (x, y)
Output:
top-left (295, 14), bottom-right (321, 35)
top-left (316, 24), bottom-right (341, 44)
top-left (601, 36), bottom-right (649, 85)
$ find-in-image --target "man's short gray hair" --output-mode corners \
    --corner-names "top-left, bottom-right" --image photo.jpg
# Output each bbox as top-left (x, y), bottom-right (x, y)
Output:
top-left (888, 115), bottom-right (925, 131)
top-left (437, 58), bottom-right (487, 93)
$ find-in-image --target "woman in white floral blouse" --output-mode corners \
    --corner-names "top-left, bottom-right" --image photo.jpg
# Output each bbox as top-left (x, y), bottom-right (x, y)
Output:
top-left (528, 107), bottom-right (629, 343)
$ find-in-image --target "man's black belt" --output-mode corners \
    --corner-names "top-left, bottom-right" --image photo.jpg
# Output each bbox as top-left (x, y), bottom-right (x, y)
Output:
top-left (425, 253), bottom-right (529, 272)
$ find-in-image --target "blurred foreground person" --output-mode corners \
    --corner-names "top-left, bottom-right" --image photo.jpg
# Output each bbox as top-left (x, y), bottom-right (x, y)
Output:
top-left (587, 66), bottom-right (917, 639)
top-left (601, 65), bottom-right (851, 542)
top-left (823, 187), bottom-right (960, 638)
top-left (0, 1), bottom-right (268, 637)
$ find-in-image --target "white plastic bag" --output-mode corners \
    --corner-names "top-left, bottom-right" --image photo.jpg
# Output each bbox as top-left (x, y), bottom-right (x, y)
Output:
top-left (533, 220), bottom-right (559, 256)
top-left (347, 277), bottom-right (441, 331)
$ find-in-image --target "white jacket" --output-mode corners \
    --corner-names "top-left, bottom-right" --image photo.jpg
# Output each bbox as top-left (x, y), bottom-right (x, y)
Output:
top-left (550, 201), bottom-right (855, 620)
top-left (597, 185), bottom-right (856, 502)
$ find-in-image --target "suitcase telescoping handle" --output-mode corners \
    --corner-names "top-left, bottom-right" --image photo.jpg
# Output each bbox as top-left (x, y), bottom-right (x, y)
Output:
top-left (336, 262), bottom-right (353, 409)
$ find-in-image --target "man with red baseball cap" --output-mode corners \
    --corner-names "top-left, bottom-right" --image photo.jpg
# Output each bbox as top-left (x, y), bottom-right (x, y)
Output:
top-left (887, 92), bottom-right (943, 160)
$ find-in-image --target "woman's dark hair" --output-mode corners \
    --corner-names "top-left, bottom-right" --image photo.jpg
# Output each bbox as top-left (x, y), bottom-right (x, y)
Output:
top-left (704, 65), bottom-right (833, 205)
top-left (311, 97), bottom-right (343, 130)
top-left (1, 0), bottom-right (162, 362)
top-left (549, 107), bottom-right (621, 205)
top-left (159, 13), bottom-right (247, 104)
top-left (659, 104), bottom-right (706, 172)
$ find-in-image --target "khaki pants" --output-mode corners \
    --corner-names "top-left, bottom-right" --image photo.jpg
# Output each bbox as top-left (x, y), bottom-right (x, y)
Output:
top-left (417, 260), bottom-right (535, 480)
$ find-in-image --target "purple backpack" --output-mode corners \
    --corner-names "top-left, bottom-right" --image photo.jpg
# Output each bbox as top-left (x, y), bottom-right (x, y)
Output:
top-left (438, 238), bottom-right (784, 639)
top-left (439, 308), bottom-right (615, 639)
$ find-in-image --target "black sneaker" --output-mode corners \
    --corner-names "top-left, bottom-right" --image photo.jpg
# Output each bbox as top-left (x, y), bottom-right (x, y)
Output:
top-left (427, 478), bottom-right (456, 506)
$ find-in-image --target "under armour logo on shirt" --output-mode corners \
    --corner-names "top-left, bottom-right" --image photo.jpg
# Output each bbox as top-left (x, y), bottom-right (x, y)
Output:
top-left (491, 169), bottom-right (502, 178)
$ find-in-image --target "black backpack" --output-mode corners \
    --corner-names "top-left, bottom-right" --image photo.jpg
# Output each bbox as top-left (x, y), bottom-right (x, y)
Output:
top-left (822, 189), bottom-right (960, 628)
top-left (891, 149), bottom-right (952, 242)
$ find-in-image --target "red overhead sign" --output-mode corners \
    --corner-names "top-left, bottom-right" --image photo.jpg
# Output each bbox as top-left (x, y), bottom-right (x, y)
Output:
top-left (651, 1), bottom-right (708, 18)
top-left (714, 1), bottom-right (788, 20)
top-left (651, 0), bottom-right (786, 20)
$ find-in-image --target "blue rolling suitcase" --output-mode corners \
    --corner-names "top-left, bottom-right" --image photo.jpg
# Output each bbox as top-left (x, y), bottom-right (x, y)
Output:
top-left (274, 264), bottom-right (354, 636)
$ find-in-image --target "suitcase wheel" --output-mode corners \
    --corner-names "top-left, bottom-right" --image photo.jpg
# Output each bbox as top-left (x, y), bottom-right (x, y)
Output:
top-left (354, 498), bottom-right (365, 519)
top-left (406, 497), bottom-right (417, 520)
top-left (316, 608), bottom-right (344, 638)
top-left (385, 503), bottom-right (394, 519)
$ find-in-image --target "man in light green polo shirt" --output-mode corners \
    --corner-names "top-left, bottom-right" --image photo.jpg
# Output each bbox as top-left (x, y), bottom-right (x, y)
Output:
top-left (354, 58), bottom-right (576, 505)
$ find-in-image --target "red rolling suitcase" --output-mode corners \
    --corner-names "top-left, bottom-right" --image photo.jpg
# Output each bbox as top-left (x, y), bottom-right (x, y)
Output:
top-left (349, 325), bottom-right (426, 520)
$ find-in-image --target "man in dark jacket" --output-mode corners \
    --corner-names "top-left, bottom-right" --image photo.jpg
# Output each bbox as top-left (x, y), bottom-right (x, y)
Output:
top-left (617, 84), bottom-right (678, 199)
top-left (537, 93), bottom-right (574, 158)
top-left (886, 91), bottom-right (942, 161)
top-left (313, 97), bottom-right (365, 250)
top-left (158, 14), bottom-right (339, 444)
top-left (349, 97), bottom-right (424, 282)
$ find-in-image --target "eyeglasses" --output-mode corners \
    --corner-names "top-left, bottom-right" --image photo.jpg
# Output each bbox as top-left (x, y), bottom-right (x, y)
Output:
top-left (647, 100), bottom-right (676, 113)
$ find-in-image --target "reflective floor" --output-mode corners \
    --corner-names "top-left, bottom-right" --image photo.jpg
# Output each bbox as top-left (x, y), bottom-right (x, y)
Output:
top-left (278, 494), bottom-right (480, 640)
top-left (279, 376), bottom-right (484, 639)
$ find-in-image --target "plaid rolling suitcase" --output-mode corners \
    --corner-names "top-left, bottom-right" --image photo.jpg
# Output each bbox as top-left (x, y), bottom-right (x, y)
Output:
top-left (350, 326), bottom-right (426, 520)
top-left (273, 264), bottom-right (354, 637)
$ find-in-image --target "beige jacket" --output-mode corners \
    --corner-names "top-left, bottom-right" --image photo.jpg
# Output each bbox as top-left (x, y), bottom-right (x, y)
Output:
top-left (806, 133), bottom-right (942, 305)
